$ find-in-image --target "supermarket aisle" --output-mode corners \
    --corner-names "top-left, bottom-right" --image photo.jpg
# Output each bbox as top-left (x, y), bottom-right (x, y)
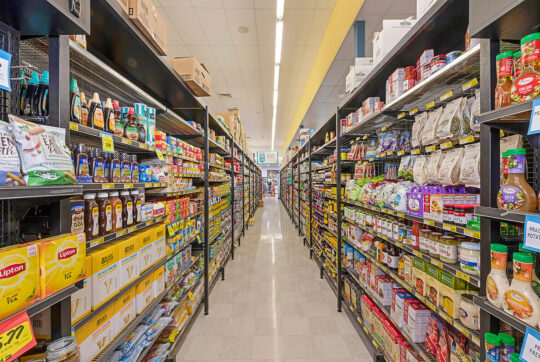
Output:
top-left (177, 197), bottom-right (371, 361)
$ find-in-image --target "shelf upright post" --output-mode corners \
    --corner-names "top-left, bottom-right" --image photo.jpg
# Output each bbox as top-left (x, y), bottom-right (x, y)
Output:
top-left (298, 156), bottom-right (301, 236)
top-left (203, 107), bottom-right (210, 315)
top-left (308, 139), bottom-right (313, 259)
top-left (335, 108), bottom-right (342, 313)
top-left (242, 152), bottom-right (245, 237)
top-left (230, 138), bottom-right (235, 261)
top-left (48, 34), bottom-right (73, 339)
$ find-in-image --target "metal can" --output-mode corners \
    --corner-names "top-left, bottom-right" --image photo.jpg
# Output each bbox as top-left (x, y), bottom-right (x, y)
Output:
top-left (430, 54), bottom-right (447, 74)
top-left (446, 51), bottom-right (462, 64)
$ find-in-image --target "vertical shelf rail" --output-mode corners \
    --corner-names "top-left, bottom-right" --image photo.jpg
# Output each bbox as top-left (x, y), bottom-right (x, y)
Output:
top-left (230, 139), bottom-right (235, 261)
top-left (308, 140), bottom-right (313, 259)
top-left (242, 152), bottom-right (245, 237)
top-left (297, 158), bottom-right (301, 236)
top-left (335, 109), bottom-right (342, 313)
top-left (203, 107), bottom-right (210, 315)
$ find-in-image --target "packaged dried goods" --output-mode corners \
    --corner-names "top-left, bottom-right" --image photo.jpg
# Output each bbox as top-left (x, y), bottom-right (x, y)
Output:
top-left (438, 148), bottom-right (464, 186)
top-left (421, 106), bottom-right (444, 145)
top-left (436, 98), bottom-right (463, 140)
top-left (470, 90), bottom-right (481, 133)
top-left (0, 120), bottom-right (23, 186)
top-left (459, 143), bottom-right (481, 187)
top-left (411, 112), bottom-right (427, 148)
top-left (426, 150), bottom-right (443, 184)
top-left (460, 96), bottom-right (473, 136)
top-left (412, 156), bottom-right (428, 185)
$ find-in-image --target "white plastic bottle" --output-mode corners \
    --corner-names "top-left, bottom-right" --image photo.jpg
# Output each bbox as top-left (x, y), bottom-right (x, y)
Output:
top-left (487, 244), bottom-right (510, 308)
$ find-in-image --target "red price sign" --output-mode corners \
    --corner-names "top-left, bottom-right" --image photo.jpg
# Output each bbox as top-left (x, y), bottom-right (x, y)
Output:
top-left (0, 311), bottom-right (36, 362)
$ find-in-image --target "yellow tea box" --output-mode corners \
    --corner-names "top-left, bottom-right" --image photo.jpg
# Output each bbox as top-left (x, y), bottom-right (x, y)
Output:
top-left (90, 244), bottom-right (119, 309)
top-left (139, 230), bottom-right (155, 272)
top-left (71, 255), bottom-right (92, 325)
top-left (136, 273), bottom-right (154, 314)
top-left (0, 244), bottom-right (40, 320)
top-left (39, 233), bottom-right (86, 297)
top-left (117, 236), bottom-right (140, 289)
top-left (152, 224), bottom-right (166, 262)
top-left (76, 303), bottom-right (116, 361)
top-left (153, 266), bottom-right (165, 298)
top-left (114, 287), bottom-right (136, 336)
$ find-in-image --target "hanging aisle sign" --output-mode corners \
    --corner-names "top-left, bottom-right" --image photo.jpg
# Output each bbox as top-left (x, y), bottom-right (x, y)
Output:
top-left (0, 311), bottom-right (36, 362)
top-left (527, 99), bottom-right (540, 135)
top-left (521, 327), bottom-right (540, 361)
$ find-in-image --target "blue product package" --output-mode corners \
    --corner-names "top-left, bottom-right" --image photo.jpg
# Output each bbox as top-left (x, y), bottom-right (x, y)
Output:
top-left (139, 165), bottom-right (152, 182)
top-left (146, 107), bottom-right (156, 146)
top-left (0, 49), bottom-right (12, 92)
top-left (0, 121), bottom-right (21, 186)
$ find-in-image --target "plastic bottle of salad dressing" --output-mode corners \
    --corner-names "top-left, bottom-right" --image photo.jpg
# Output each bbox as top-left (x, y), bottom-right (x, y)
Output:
top-left (487, 244), bottom-right (510, 308)
top-left (503, 252), bottom-right (540, 327)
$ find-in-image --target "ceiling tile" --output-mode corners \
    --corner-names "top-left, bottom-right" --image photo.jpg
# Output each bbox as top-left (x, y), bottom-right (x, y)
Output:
top-left (165, 8), bottom-right (207, 45)
top-left (306, 8), bottom-right (332, 45)
top-left (255, 9), bottom-right (275, 46)
top-left (191, 0), bottom-right (222, 8)
top-left (167, 45), bottom-right (190, 57)
top-left (226, 9), bottom-right (258, 45)
top-left (285, 0), bottom-right (318, 8)
top-left (242, 69), bottom-right (262, 87)
top-left (245, 87), bottom-right (263, 100)
top-left (195, 8), bottom-right (233, 46)
top-left (254, 0), bottom-right (274, 8)
top-left (280, 46), bottom-right (305, 70)
top-left (236, 46), bottom-right (260, 70)
top-left (223, 69), bottom-right (245, 87)
top-left (223, 0), bottom-right (254, 8)
top-left (316, 0), bottom-right (336, 8)
top-left (258, 46), bottom-right (274, 71)
top-left (156, 0), bottom-right (191, 7)
top-left (282, 9), bottom-right (314, 46)
top-left (188, 45), bottom-right (220, 72)
top-left (212, 46), bottom-right (240, 69)
top-left (228, 87), bottom-right (247, 99)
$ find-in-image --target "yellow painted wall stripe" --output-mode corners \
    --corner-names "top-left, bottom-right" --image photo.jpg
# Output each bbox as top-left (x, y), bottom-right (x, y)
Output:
top-left (282, 0), bottom-right (364, 155)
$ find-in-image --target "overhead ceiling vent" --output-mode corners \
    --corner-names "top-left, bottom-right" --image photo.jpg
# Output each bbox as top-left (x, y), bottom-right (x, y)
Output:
top-left (217, 93), bottom-right (233, 98)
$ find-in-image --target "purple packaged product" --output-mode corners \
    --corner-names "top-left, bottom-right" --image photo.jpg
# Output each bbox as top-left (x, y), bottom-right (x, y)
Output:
top-left (407, 185), bottom-right (425, 217)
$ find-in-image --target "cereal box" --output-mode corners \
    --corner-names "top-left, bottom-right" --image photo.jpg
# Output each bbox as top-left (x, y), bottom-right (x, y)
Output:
top-left (153, 266), bottom-right (165, 298)
top-left (152, 224), bottom-right (166, 262)
top-left (71, 255), bottom-right (92, 325)
top-left (139, 230), bottom-right (155, 272)
top-left (114, 287), bottom-right (136, 336)
top-left (0, 244), bottom-right (40, 320)
top-left (75, 303), bottom-right (116, 361)
top-left (117, 236), bottom-right (139, 289)
top-left (135, 273), bottom-right (154, 314)
top-left (90, 244), bottom-right (119, 309)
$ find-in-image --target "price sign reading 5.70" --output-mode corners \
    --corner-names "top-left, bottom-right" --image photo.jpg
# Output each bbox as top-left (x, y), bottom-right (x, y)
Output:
top-left (0, 312), bottom-right (36, 362)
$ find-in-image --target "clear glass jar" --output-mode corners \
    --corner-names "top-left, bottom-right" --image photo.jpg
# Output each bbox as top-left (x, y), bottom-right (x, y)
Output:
top-left (419, 229), bottom-right (431, 254)
top-left (429, 232), bottom-right (442, 259)
top-left (439, 235), bottom-right (458, 264)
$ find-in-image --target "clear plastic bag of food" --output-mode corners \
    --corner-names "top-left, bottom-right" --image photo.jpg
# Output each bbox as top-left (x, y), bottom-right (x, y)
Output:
top-left (470, 89), bottom-right (481, 134)
top-left (0, 120), bottom-right (23, 186)
top-left (411, 113), bottom-right (427, 148)
top-left (413, 156), bottom-right (428, 185)
top-left (398, 131), bottom-right (411, 152)
top-left (459, 143), bottom-right (480, 187)
top-left (438, 148), bottom-right (464, 185)
top-left (421, 107), bottom-right (444, 145)
top-left (437, 98), bottom-right (463, 140)
top-left (460, 97), bottom-right (473, 136)
top-left (427, 150), bottom-right (443, 184)
top-left (398, 156), bottom-right (411, 178)
top-left (379, 133), bottom-right (396, 153)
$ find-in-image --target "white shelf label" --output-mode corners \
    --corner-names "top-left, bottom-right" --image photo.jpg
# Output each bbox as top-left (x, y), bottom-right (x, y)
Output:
top-left (521, 327), bottom-right (540, 361)
top-left (524, 215), bottom-right (540, 252)
top-left (528, 99), bottom-right (540, 135)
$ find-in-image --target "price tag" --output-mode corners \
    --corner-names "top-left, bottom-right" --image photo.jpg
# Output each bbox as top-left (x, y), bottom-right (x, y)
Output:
top-left (188, 291), bottom-right (195, 301)
top-left (121, 138), bottom-right (132, 145)
top-left (381, 152), bottom-right (386, 157)
top-left (425, 145), bottom-right (436, 153)
top-left (387, 151), bottom-right (394, 156)
top-left (413, 250), bottom-right (422, 258)
top-left (128, 226), bottom-right (137, 233)
top-left (397, 212), bottom-right (405, 218)
top-left (440, 312), bottom-right (452, 324)
top-left (0, 312), bottom-right (36, 362)
top-left (357, 316), bottom-right (362, 325)
top-left (167, 225), bottom-right (175, 237)
top-left (459, 135), bottom-right (475, 144)
top-left (528, 99), bottom-right (540, 135)
top-left (454, 323), bottom-right (469, 336)
top-left (124, 183), bottom-right (133, 189)
top-left (471, 334), bottom-right (480, 346)
top-left (425, 299), bottom-right (436, 311)
top-left (456, 270), bottom-right (471, 282)
top-left (440, 90), bottom-right (453, 101)
top-left (362, 135), bottom-right (367, 140)
top-left (433, 260), bottom-right (443, 268)
top-left (102, 183), bottom-right (114, 190)
top-left (424, 219), bottom-right (435, 226)
top-left (156, 150), bottom-right (165, 161)
top-left (443, 223), bottom-right (457, 232)
top-left (381, 126), bottom-right (388, 131)
top-left (411, 149), bottom-right (420, 155)
top-left (397, 150), bottom-right (405, 156)
top-left (462, 78), bottom-right (478, 91)
top-left (397, 112), bottom-right (406, 119)
top-left (425, 101), bottom-right (435, 110)
top-left (440, 141), bottom-right (452, 149)
top-left (69, 122), bottom-right (78, 131)
top-left (101, 132), bottom-right (115, 153)
top-left (145, 183), bottom-right (152, 188)
top-left (523, 215), bottom-right (540, 252)
top-left (90, 237), bottom-right (104, 248)
top-left (409, 108), bottom-right (418, 116)
top-left (116, 229), bottom-right (127, 237)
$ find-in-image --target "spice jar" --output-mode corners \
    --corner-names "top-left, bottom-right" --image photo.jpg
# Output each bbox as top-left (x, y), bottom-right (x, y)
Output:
top-left (495, 51), bottom-right (514, 109)
top-left (131, 189), bottom-right (142, 223)
top-left (443, 203), bottom-right (454, 223)
top-left (83, 193), bottom-right (99, 240)
top-left (120, 191), bottom-right (133, 228)
top-left (429, 232), bottom-right (442, 258)
top-left (97, 192), bottom-right (112, 235)
top-left (511, 33), bottom-right (540, 103)
top-left (403, 66), bottom-right (416, 92)
top-left (45, 336), bottom-right (80, 362)
top-left (419, 229), bottom-right (431, 254)
top-left (439, 235), bottom-right (458, 264)
top-left (110, 191), bottom-right (122, 232)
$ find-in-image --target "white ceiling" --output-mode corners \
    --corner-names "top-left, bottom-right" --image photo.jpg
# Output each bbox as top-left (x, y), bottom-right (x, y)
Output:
top-left (155, 0), bottom-right (336, 154)
top-left (291, 0), bottom-right (416, 147)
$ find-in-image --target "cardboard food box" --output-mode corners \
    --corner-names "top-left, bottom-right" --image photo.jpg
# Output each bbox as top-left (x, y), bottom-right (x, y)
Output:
top-left (372, 19), bottom-right (417, 65)
top-left (152, 224), bottom-right (166, 262)
top-left (153, 266), bottom-right (165, 298)
top-left (425, 264), bottom-right (440, 305)
top-left (117, 236), bottom-right (140, 289)
top-left (128, 0), bottom-right (168, 56)
top-left (76, 304), bottom-right (116, 361)
top-left (168, 57), bottom-right (212, 97)
top-left (71, 255), bottom-right (92, 325)
top-left (215, 112), bottom-right (235, 134)
top-left (116, 0), bottom-right (129, 13)
top-left (114, 287), bottom-right (136, 336)
top-left (90, 244), bottom-right (119, 309)
top-left (0, 244), bottom-right (40, 320)
top-left (136, 273), bottom-right (154, 314)
top-left (139, 229), bottom-right (155, 272)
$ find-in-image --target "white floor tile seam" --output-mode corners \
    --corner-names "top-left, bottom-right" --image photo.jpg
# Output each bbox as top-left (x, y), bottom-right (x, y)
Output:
top-left (176, 197), bottom-right (371, 361)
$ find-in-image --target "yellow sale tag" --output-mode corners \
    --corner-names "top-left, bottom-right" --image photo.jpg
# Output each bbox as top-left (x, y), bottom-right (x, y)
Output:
top-left (69, 122), bottom-right (78, 131)
top-left (440, 141), bottom-right (452, 149)
top-left (362, 135), bottom-right (367, 140)
top-left (471, 334), bottom-right (480, 346)
top-left (387, 151), bottom-right (394, 156)
top-left (102, 183), bottom-right (113, 189)
top-left (167, 225), bottom-right (175, 236)
top-left (443, 223), bottom-right (457, 232)
top-left (381, 126), bottom-right (388, 131)
top-left (124, 183), bottom-right (133, 189)
top-left (425, 101), bottom-right (435, 110)
top-left (188, 292), bottom-right (195, 301)
top-left (459, 135), bottom-right (475, 144)
top-left (121, 138), bottom-right (132, 145)
top-left (425, 145), bottom-right (436, 152)
top-left (500, 130), bottom-right (505, 137)
top-left (424, 219), bottom-right (435, 226)
top-left (101, 132), bottom-right (115, 153)
top-left (456, 271), bottom-right (471, 282)
top-left (409, 108), bottom-right (418, 115)
top-left (90, 237), bottom-right (104, 248)
top-left (128, 226), bottom-right (137, 233)
top-left (462, 78), bottom-right (478, 91)
top-left (413, 250), bottom-right (422, 258)
top-left (116, 229), bottom-right (127, 237)
top-left (411, 149), bottom-right (420, 155)
top-left (440, 90), bottom-right (453, 101)
top-left (156, 150), bottom-right (165, 161)
top-left (397, 212), bottom-right (405, 218)
top-left (433, 260), bottom-right (443, 268)
top-left (397, 112), bottom-right (406, 119)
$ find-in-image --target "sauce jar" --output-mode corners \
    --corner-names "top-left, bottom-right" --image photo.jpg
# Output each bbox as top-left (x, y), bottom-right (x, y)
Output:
top-left (420, 62), bottom-right (431, 82)
top-left (120, 153), bottom-right (131, 183)
top-left (443, 203), bottom-right (454, 223)
top-left (439, 235), bottom-right (458, 264)
top-left (495, 51), bottom-right (514, 109)
top-left (131, 189), bottom-right (142, 223)
top-left (459, 241), bottom-right (481, 275)
top-left (110, 191), bottom-right (123, 232)
top-left (120, 191), bottom-right (133, 228)
top-left (83, 193), bottom-right (99, 240)
top-left (419, 229), bottom-right (431, 254)
top-left (70, 198), bottom-right (84, 235)
top-left (97, 192), bottom-right (112, 235)
top-left (514, 50), bottom-right (522, 78)
top-left (429, 232), bottom-right (443, 259)
top-left (45, 336), bottom-right (80, 362)
top-left (511, 33), bottom-right (540, 103)
top-left (110, 151), bottom-right (122, 183)
top-left (454, 204), bottom-right (474, 226)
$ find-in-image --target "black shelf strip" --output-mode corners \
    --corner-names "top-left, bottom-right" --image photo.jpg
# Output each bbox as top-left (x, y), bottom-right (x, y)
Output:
top-left (0, 185), bottom-right (83, 200)
top-left (474, 296), bottom-right (538, 335)
top-left (82, 182), bottom-right (167, 191)
top-left (474, 205), bottom-right (531, 224)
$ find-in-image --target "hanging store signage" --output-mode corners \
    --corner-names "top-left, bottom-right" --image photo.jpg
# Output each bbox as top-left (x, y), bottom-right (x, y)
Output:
top-left (527, 99), bottom-right (540, 135)
top-left (520, 327), bottom-right (540, 361)
top-left (523, 215), bottom-right (540, 252)
top-left (101, 132), bottom-right (114, 153)
top-left (0, 311), bottom-right (36, 362)
top-left (257, 152), bottom-right (279, 165)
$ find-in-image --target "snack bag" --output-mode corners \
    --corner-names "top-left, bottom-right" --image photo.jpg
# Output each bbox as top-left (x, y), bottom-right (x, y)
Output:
top-left (9, 115), bottom-right (76, 185)
top-left (0, 120), bottom-right (23, 186)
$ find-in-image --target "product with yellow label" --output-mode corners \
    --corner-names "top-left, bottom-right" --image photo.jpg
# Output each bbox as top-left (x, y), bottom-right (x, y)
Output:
top-left (152, 224), bottom-right (166, 262)
top-left (153, 266), bottom-right (165, 298)
top-left (75, 303), bottom-right (116, 361)
top-left (0, 244), bottom-right (40, 320)
top-left (71, 255), bottom-right (92, 325)
top-left (117, 236), bottom-right (140, 289)
top-left (90, 244), bottom-right (119, 309)
top-left (39, 233), bottom-right (86, 297)
top-left (135, 273), bottom-right (154, 314)
top-left (114, 287), bottom-right (136, 336)
top-left (138, 230), bottom-right (155, 272)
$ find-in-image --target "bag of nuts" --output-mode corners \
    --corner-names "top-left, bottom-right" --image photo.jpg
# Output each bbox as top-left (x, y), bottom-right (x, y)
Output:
top-left (0, 120), bottom-right (23, 186)
top-left (9, 114), bottom-right (76, 185)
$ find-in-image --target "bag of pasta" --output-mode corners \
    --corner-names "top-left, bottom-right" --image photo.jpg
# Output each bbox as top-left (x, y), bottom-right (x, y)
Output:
top-left (427, 150), bottom-right (443, 184)
top-left (413, 156), bottom-right (428, 185)
top-left (460, 96), bottom-right (473, 136)
top-left (411, 112), bottom-right (427, 148)
top-left (421, 107), bottom-right (444, 145)
top-left (438, 148), bottom-right (464, 185)
top-left (459, 143), bottom-right (480, 187)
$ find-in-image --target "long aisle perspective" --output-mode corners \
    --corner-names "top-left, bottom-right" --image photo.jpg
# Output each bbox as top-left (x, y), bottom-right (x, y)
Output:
top-left (177, 197), bottom-right (371, 361)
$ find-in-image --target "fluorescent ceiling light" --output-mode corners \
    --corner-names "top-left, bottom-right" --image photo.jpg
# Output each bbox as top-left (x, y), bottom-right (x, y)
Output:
top-left (276, 0), bottom-right (284, 19)
top-left (271, 0), bottom-right (284, 151)
top-left (274, 65), bottom-right (280, 90)
top-left (274, 21), bottom-right (283, 64)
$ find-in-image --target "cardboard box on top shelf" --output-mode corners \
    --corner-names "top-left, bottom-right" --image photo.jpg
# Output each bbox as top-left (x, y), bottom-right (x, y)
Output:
top-left (168, 57), bottom-right (212, 97)
top-left (372, 18), bottom-right (417, 66)
top-left (116, 0), bottom-right (129, 14)
top-left (215, 112), bottom-right (234, 134)
top-left (417, 0), bottom-right (437, 19)
top-left (128, 0), bottom-right (167, 56)
top-left (346, 58), bottom-right (374, 93)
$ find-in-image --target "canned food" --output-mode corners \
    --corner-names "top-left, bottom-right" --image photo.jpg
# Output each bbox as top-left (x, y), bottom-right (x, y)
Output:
top-left (430, 55), bottom-right (447, 74)
top-left (446, 51), bottom-right (462, 64)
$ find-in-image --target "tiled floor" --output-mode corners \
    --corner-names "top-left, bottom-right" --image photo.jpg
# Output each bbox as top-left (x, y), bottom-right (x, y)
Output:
top-left (176, 197), bottom-right (371, 361)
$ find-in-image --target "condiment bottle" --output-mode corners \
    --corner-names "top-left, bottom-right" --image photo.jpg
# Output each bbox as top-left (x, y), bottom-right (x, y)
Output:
top-left (495, 51), bottom-right (514, 109)
top-left (120, 153), bottom-right (132, 183)
top-left (80, 92), bottom-right (89, 126)
top-left (498, 333), bottom-right (515, 362)
top-left (109, 191), bottom-right (123, 232)
top-left (113, 100), bottom-right (123, 136)
top-left (124, 107), bottom-right (138, 140)
top-left (103, 153), bottom-right (112, 183)
top-left (497, 148), bottom-right (537, 212)
top-left (83, 193), bottom-right (99, 240)
top-left (134, 103), bottom-right (147, 143)
top-left (120, 191), bottom-right (133, 227)
top-left (387, 245), bottom-right (399, 269)
top-left (110, 152), bottom-right (122, 183)
top-left (97, 192), bottom-right (112, 235)
top-left (439, 235), bottom-right (458, 264)
top-left (70, 198), bottom-right (85, 235)
top-left (45, 336), bottom-right (80, 362)
top-left (487, 244), bottom-right (510, 308)
top-left (18, 70), bottom-right (27, 115)
top-left (88, 92), bottom-right (104, 131)
top-left (70, 79), bottom-right (82, 123)
top-left (24, 72), bottom-right (39, 116)
top-left (91, 148), bottom-right (105, 183)
top-left (511, 33), bottom-right (540, 103)
top-left (504, 252), bottom-right (540, 326)
top-left (130, 155), bottom-right (139, 182)
top-left (103, 98), bottom-right (115, 134)
top-left (131, 189), bottom-right (142, 223)
top-left (35, 71), bottom-right (49, 116)
top-left (513, 51), bottom-right (522, 79)
top-left (75, 144), bottom-right (89, 178)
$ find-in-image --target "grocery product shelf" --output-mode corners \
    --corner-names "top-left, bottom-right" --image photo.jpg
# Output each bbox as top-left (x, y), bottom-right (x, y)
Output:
top-left (164, 188), bottom-right (204, 197)
top-left (478, 98), bottom-right (535, 126)
top-left (82, 182), bottom-right (167, 191)
top-left (0, 185), bottom-right (83, 200)
top-left (473, 296), bottom-right (537, 335)
top-left (473, 205), bottom-right (530, 224)
top-left (164, 297), bottom-right (204, 361)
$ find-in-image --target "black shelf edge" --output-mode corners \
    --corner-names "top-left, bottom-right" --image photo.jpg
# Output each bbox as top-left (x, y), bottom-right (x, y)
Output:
top-left (478, 98), bottom-right (537, 124)
top-left (474, 205), bottom-right (530, 224)
top-left (474, 295), bottom-right (537, 335)
top-left (82, 182), bottom-right (167, 191)
top-left (0, 185), bottom-right (83, 200)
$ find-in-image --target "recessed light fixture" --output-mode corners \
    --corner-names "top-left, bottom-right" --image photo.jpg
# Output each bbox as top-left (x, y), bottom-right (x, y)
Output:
top-left (238, 26), bottom-right (249, 34)
top-left (271, 0), bottom-right (285, 151)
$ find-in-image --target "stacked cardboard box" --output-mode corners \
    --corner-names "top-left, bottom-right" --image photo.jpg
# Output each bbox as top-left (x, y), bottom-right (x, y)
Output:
top-left (126, 0), bottom-right (168, 56)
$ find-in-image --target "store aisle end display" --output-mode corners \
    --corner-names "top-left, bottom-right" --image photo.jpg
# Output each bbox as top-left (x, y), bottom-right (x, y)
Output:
top-left (281, 1), bottom-right (540, 361)
top-left (0, 2), bottom-right (261, 362)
